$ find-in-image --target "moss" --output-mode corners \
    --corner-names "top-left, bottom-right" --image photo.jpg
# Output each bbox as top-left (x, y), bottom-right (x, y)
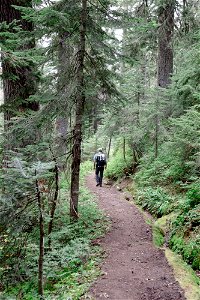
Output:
top-left (165, 249), bottom-right (200, 300)
top-left (153, 225), bottom-right (165, 247)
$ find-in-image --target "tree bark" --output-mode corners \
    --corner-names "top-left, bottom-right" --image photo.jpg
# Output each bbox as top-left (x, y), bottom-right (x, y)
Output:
top-left (48, 163), bottom-right (59, 250)
top-left (56, 31), bottom-right (73, 160)
top-left (155, 113), bottom-right (159, 158)
top-left (93, 101), bottom-right (98, 134)
top-left (107, 136), bottom-right (112, 159)
top-left (123, 137), bottom-right (126, 161)
top-left (157, 0), bottom-right (174, 88)
top-left (156, 0), bottom-right (174, 156)
top-left (182, 0), bottom-right (189, 33)
top-left (35, 176), bottom-right (44, 298)
top-left (0, 0), bottom-right (39, 143)
top-left (70, 0), bottom-right (87, 219)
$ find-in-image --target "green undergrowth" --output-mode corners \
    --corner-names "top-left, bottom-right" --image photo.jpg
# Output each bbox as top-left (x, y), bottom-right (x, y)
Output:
top-left (105, 146), bottom-right (135, 180)
top-left (132, 107), bottom-right (200, 272)
top-left (134, 185), bottom-right (200, 271)
top-left (107, 144), bottom-right (200, 281)
top-left (152, 225), bottom-right (165, 247)
top-left (0, 161), bottom-right (109, 299)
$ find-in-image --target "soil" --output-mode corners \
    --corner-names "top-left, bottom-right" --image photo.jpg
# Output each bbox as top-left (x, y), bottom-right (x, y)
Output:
top-left (85, 174), bottom-right (186, 300)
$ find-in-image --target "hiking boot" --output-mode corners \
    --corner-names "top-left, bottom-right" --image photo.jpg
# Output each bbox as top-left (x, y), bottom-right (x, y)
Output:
top-left (96, 183), bottom-right (100, 186)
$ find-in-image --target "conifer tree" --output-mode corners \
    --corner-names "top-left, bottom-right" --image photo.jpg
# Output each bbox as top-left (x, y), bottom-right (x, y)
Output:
top-left (70, 0), bottom-right (87, 218)
top-left (157, 0), bottom-right (175, 88)
top-left (0, 0), bottom-right (39, 133)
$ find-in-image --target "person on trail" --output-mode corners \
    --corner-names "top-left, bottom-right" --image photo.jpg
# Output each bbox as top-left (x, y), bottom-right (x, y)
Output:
top-left (93, 148), bottom-right (107, 187)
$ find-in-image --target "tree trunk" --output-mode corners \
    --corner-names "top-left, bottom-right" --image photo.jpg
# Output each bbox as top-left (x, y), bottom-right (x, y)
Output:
top-left (123, 137), bottom-right (126, 161)
top-left (157, 0), bottom-right (174, 88)
top-left (136, 89), bottom-right (140, 126)
top-left (48, 163), bottom-right (59, 250)
top-left (107, 136), bottom-right (112, 159)
top-left (56, 31), bottom-right (73, 160)
top-left (93, 99), bottom-right (98, 133)
top-left (182, 0), bottom-right (189, 34)
top-left (0, 0), bottom-right (39, 148)
top-left (156, 0), bottom-right (174, 156)
top-left (155, 113), bottom-right (159, 158)
top-left (70, 0), bottom-right (87, 219)
top-left (35, 176), bottom-right (44, 298)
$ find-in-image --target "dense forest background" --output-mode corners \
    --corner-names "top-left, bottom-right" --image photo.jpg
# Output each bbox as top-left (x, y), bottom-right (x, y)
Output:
top-left (0, 0), bottom-right (199, 299)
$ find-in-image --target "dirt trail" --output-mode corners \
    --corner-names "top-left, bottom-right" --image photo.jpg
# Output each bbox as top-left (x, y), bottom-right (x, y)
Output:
top-left (86, 174), bottom-right (186, 300)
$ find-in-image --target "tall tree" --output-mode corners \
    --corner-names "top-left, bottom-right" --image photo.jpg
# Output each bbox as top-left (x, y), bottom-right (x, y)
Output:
top-left (157, 0), bottom-right (175, 88)
top-left (0, 0), bottom-right (39, 146)
top-left (70, 0), bottom-right (87, 219)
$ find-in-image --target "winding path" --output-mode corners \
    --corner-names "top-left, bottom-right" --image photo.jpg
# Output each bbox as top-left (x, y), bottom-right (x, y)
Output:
top-left (86, 174), bottom-right (186, 300)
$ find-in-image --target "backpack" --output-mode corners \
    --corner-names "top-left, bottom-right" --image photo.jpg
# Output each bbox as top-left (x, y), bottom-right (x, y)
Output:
top-left (96, 153), bottom-right (106, 167)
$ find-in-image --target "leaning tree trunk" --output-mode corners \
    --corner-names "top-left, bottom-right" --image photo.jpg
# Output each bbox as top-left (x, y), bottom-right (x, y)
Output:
top-left (70, 0), bottom-right (87, 219)
top-left (0, 0), bottom-right (39, 150)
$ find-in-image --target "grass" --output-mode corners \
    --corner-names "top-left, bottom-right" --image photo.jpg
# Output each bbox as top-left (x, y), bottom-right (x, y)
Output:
top-left (152, 225), bottom-right (165, 247)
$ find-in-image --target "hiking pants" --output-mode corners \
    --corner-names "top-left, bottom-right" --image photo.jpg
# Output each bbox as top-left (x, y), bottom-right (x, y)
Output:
top-left (95, 166), bottom-right (104, 186)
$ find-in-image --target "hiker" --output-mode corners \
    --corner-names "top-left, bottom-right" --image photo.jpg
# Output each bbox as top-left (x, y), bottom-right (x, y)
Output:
top-left (93, 148), bottom-right (107, 187)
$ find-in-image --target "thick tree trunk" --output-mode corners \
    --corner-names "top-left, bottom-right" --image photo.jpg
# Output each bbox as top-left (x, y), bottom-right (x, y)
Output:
top-left (157, 0), bottom-right (174, 88)
top-left (156, 0), bottom-right (174, 156)
top-left (0, 0), bottom-right (39, 142)
top-left (56, 31), bottom-right (73, 159)
top-left (70, 0), bottom-right (87, 219)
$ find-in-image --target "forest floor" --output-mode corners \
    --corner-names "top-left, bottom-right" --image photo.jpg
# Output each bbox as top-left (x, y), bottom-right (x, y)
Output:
top-left (85, 173), bottom-right (186, 300)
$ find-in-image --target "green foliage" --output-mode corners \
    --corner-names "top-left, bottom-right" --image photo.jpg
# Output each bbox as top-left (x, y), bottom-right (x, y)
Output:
top-left (134, 186), bottom-right (200, 270)
top-left (171, 30), bottom-right (200, 112)
top-left (171, 201), bottom-right (200, 236)
top-left (153, 225), bottom-right (165, 247)
top-left (105, 145), bottom-right (134, 179)
top-left (135, 187), bottom-right (176, 217)
top-left (185, 181), bottom-right (200, 209)
top-left (82, 134), bottom-right (110, 162)
top-left (135, 105), bottom-right (200, 187)
top-left (169, 235), bottom-right (200, 270)
top-left (1, 174), bottom-right (109, 299)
